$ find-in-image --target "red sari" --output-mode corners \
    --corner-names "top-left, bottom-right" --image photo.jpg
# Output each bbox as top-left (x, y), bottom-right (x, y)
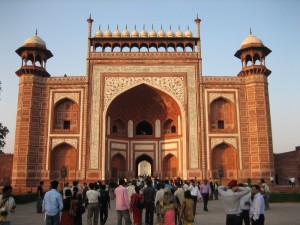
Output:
top-left (130, 193), bottom-right (144, 225)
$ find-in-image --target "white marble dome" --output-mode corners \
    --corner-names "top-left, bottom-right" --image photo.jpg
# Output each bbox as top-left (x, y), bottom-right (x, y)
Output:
top-left (184, 28), bottom-right (193, 37)
top-left (23, 35), bottom-right (46, 48)
top-left (166, 26), bottom-right (175, 37)
top-left (140, 26), bottom-right (148, 38)
top-left (131, 26), bottom-right (139, 37)
top-left (95, 27), bottom-right (103, 37)
top-left (149, 25), bottom-right (157, 37)
top-left (113, 26), bottom-right (121, 37)
top-left (157, 26), bottom-right (165, 37)
top-left (104, 26), bottom-right (112, 37)
top-left (241, 34), bottom-right (263, 47)
top-left (122, 26), bottom-right (130, 37)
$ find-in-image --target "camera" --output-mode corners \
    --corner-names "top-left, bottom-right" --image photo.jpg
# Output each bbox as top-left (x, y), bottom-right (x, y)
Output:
top-left (0, 211), bottom-right (8, 216)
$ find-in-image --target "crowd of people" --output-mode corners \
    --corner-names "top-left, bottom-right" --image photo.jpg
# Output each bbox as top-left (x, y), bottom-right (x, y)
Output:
top-left (0, 176), bottom-right (273, 225)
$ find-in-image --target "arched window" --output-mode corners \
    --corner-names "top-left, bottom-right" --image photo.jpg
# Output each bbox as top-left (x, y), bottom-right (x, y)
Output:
top-left (210, 98), bottom-right (235, 132)
top-left (53, 99), bottom-right (79, 132)
top-left (163, 118), bottom-right (176, 134)
top-left (136, 121), bottom-right (152, 135)
top-left (171, 125), bottom-right (176, 133)
top-left (111, 119), bottom-right (125, 135)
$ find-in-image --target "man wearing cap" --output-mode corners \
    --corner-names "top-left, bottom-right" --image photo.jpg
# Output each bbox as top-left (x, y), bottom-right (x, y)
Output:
top-left (218, 180), bottom-right (250, 225)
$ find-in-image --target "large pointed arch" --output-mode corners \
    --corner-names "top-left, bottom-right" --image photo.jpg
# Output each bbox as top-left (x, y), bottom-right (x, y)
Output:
top-left (211, 143), bottom-right (238, 180)
top-left (162, 153), bottom-right (178, 178)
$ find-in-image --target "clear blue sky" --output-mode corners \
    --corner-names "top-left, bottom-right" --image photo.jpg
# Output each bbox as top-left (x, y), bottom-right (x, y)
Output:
top-left (0, 0), bottom-right (299, 154)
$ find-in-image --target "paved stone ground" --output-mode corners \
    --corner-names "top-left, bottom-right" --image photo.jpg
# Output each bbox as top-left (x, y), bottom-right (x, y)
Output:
top-left (10, 198), bottom-right (300, 225)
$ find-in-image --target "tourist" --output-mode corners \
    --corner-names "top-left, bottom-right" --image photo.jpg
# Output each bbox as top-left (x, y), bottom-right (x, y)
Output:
top-left (143, 177), bottom-right (156, 225)
top-left (37, 181), bottom-right (44, 213)
top-left (0, 185), bottom-right (16, 225)
top-left (250, 185), bottom-right (265, 225)
top-left (72, 187), bottom-right (85, 225)
top-left (115, 178), bottom-right (132, 225)
top-left (155, 183), bottom-right (165, 206)
top-left (238, 183), bottom-right (252, 225)
top-left (63, 182), bottom-right (71, 200)
top-left (200, 179), bottom-right (211, 212)
top-left (213, 180), bottom-right (219, 200)
top-left (42, 180), bottom-right (63, 225)
top-left (217, 180), bottom-right (250, 225)
top-left (180, 190), bottom-right (194, 225)
top-left (156, 188), bottom-right (178, 225)
top-left (86, 182), bottom-right (100, 225)
top-left (127, 180), bottom-right (137, 221)
top-left (60, 189), bottom-right (74, 225)
top-left (99, 184), bottom-right (110, 225)
top-left (109, 179), bottom-right (117, 200)
top-left (259, 179), bottom-right (270, 210)
top-left (174, 182), bottom-right (185, 225)
top-left (270, 176), bottom-right (275, 186)
top-left (290, 177), bottom-right (296, 187)
top-left (189, 180), bottom-right (201, 215)
top-left (130, 186), bottom-right (144, 225)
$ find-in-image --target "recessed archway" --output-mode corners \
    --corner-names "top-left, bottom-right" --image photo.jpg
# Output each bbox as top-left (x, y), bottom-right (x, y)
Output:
top-left (135, 154), bottom-right (153, 177)
top-left (111, 153), bottom-right (126, 179)
top-left (162, 154), bottom-right (178, 178)
top-left (211, 143), bottom-right (238, 180)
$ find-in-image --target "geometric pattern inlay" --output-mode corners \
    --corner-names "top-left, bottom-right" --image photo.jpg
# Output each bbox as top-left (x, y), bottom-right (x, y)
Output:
top-left (111, 150), bottom-right (126, 159)
top-left (51, 138), bottom-right (78, 150)
top-left (54, 92), bottom-right (79, 105)
top-left (90, 65), bottom-right (198, 169)
top-left (135, 152), bottom-right (154, 160)
top-left (209, 93), bottom-right (234, 104)
top-left (210, 137), bottom-right (237, 150)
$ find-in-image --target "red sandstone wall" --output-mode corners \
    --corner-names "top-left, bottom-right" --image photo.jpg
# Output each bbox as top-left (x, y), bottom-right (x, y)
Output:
top-left (0, 153), bottom-right (13, 186)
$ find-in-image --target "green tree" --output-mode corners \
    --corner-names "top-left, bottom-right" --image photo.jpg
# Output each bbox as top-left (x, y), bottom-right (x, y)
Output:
top-left (0, 81), bottom-right (10, 153)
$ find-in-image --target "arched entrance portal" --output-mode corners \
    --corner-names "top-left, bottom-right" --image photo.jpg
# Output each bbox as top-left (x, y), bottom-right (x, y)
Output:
top-left (211, 143), bottom-right (238, 180)
top-left (106, 83), bottom-right (182, 180)
top-left (135, 154), bottom-right (153, 177)
top-left (50, 143), bottom-right (77, 180)
top-left (111, 153), bottom-right (126, 179)
top-left (162, 154), bottom-right (178, 178)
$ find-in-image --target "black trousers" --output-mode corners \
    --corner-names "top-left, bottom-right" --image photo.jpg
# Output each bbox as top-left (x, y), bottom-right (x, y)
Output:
top-left (241, 210), bottom-right (250, 225)
top-left (201, 193), bottom-right (209, 210)
top-left (226, 214), bottom-right (242, 225)
top-left (100, 207), bottom-right (108, 225)
top-left (251, 214), bottom-right (264, 225)
top-left (145, 202), bottom-right (154, 225)
top-left (191, 195), bottom-right (197, 215)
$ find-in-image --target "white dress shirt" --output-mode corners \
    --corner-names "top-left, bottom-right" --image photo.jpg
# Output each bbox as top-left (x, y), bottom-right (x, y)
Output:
top-left (250, 192), bottom-right (265, 221)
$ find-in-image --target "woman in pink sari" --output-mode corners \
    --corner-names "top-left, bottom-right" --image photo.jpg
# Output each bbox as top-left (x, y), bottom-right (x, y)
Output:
top-left (156, 188), bottom-right (178, 225)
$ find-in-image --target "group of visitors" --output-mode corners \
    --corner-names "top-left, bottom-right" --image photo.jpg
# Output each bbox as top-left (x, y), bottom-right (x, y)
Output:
top-left (0, 185), bottom-right (16, 225)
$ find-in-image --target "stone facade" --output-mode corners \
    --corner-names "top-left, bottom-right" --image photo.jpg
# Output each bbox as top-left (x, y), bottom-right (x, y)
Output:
top-left (10, 17), bottom-right (275, 189)
top-left (274, 146), bottom-right (300, 185)
top-left (0, 153), bottom-right (13, 186)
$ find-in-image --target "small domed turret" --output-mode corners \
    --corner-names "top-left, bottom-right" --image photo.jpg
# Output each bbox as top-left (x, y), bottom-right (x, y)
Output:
top-left (23, 34), bottom-right (47, 49)
top-left (149, 25), bottom-right (157, 37)
top-left (95, 26), bottom-right (103, 37)
top-left (113, 25), bottom-right (121, 37)
top-left (240, 33), bottom-right (263, 47)
top-left (166, 25), bottom-right (175, 37)
top-left (131, 25), bottom-right (139, 37)
top-left (176, 26), bottom-right (183, 37)
top-left (184, 26), bottom-right (193, 37)
top-left (140, 25), bottom-right (148, 38)
top-left (158, 25), bottom-right (165, 37)
top-left (104, 25), bottom-right (112, 37)
top-left (122, 25), bottom-right (130, 37)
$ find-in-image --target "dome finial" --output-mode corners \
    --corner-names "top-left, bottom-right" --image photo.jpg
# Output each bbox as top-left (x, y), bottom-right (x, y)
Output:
top-left (250, 28), bottom-right (252, 35)
top-left (134, 24), bottom-right (136, 29)
top-left (161, 24), bottom-right (163, 29)
top-left (108, 25), bottom-right (110, 29)
top-left (117, 24), bottom-right (119, 29)
top-left (35, 28), bottom-right (38, 36)
top-left (197, 13), bottom-right (199, 19)
top-left (170, 25), bottom-right (172, 30)
top-left (99, 25), bottom-right (101, 30)
top-left (89, 14), bottom-right (91, 19)
top-left (126, 24), bottom-right (128, 29)
top-left (143, 24), bottom-right (145, 29)
top-left (152, 24), bottom-right (154, 29)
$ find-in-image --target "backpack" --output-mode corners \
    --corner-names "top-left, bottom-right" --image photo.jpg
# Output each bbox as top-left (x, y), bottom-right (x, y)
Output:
top-left (134, 196), bottom-right (144, 209)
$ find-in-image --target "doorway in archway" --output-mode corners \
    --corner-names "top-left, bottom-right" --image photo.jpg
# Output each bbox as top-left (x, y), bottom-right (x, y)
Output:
top-left (135, 154), bottom-right (153, 177)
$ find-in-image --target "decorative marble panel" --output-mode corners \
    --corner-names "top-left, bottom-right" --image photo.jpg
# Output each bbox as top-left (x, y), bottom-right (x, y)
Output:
top-left (111, 150), bottom-right (126, 159)
top-left (135, 152), bottom-right (154, 160)
top-left (51, 138), bottom-right (77, 150)
top-left (210, 138), bottom-right (237, 150)
top-left (90, 65), bottom-right (199, 170)
top-left (209, 93), bottom-right (234, 104)
top-left (54, 92), bottom-right (79, 105)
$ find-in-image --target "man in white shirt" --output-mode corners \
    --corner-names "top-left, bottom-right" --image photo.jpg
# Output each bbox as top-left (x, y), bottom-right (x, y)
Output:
top-left (250, 185), bottom-right (265, 225)
top-left (0, 185), bottom-right (16, 225)
top-left (218, 180), bottom-right (250, 225)
top-left (189, 179), bottom-right (201, 215)
top-left (86, 183), bottom-right (100, 225)
top-left (238, 183), bottom-right (252, 225)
